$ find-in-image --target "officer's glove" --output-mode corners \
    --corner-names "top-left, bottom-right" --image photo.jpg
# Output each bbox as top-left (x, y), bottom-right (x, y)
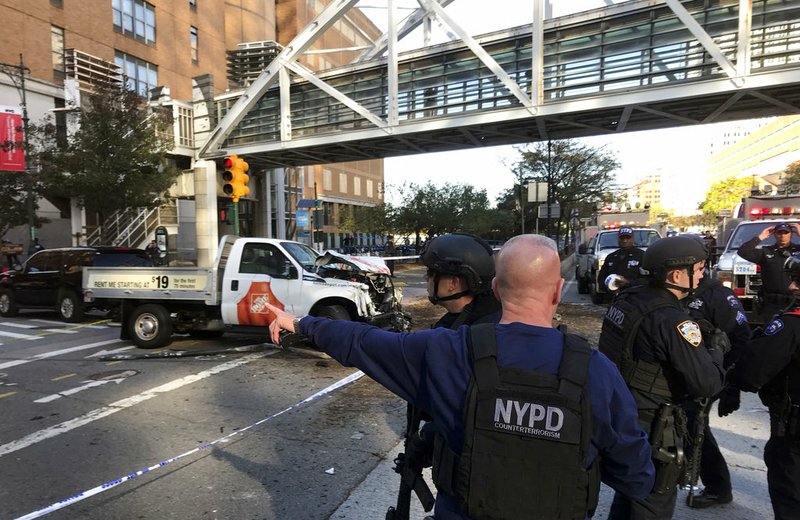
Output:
top-left (717, 385), bottom-right (741, 417)
top-left (698, 320), bottom-right (732, 356)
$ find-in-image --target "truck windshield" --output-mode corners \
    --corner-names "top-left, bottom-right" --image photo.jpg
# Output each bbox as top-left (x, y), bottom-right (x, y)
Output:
top-left (597, 230), bottom-right (660, 249)
top-left (282, 242), bottom-right (319, 272)
top-left (727, 222), bottom-right (800, 251)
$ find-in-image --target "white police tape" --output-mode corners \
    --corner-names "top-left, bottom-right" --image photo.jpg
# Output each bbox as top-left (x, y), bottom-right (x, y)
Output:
top-left (14, 370), bottom-right (365, 520)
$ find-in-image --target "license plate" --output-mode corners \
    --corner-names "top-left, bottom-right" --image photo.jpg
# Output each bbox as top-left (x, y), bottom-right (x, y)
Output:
top-left (733, 263), bottom-right (757, 275)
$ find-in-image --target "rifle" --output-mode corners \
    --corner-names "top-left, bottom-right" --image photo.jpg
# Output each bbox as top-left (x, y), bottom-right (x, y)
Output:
top-left (386, 405), bottom-right (435, 520)
top-left (686, 397), bottom-right (710, 507)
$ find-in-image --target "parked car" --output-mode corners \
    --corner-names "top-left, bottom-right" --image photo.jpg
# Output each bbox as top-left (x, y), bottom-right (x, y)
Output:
top-left (0, 246), bottom-right (153, 322)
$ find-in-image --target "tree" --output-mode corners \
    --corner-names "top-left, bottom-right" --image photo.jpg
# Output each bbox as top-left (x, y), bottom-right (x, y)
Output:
top-left (784, 160), bottom-right (800, 187)
top-left (391, 181), bottom-right (506, 245)
top-left (31, 82), bottom-right (178, 224)
top-left (698, 176), bottom-right (753, 224)
top-left (498, 140), bottom-right (620, 247)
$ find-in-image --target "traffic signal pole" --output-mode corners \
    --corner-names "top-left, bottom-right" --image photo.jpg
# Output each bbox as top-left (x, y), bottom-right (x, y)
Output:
top-left (222, 154), bottom-right (249, 236)
top-left (232, 201), bottom-right (240, 236)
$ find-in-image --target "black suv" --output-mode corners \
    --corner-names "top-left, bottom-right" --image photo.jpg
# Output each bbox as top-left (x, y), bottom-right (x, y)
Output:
top-left (0, 247), bottom-right (152, 322)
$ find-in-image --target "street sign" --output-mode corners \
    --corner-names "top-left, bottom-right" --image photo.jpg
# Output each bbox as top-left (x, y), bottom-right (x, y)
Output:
top-left (538, 204), bottom-right (560, 219)
top-left (527, 182), bottom-right (548, 202)
top-left (296, 209), bottom-right (309, 227)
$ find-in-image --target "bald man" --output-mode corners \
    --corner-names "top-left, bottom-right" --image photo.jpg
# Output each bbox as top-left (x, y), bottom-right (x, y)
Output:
top-left (266, 235), bottom-right (654, 519)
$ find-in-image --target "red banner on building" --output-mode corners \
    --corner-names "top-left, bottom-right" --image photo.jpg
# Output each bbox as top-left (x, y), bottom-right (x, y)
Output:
top-left (0, 107), bottom-right (25, 172)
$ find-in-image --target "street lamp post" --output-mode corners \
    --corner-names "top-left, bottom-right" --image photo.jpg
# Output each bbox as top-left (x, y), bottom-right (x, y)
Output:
top-left (0, 54), bottom-right (36, 248)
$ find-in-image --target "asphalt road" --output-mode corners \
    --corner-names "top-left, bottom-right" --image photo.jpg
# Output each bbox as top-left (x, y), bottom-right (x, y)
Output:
top-left (0, 265), bottom-right (778, 519)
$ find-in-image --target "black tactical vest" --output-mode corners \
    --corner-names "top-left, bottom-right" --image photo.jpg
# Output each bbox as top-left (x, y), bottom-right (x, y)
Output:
top-left (599, 288), bottom-right (675, 400)
top-left (432, 323), bottom-right (600, 520)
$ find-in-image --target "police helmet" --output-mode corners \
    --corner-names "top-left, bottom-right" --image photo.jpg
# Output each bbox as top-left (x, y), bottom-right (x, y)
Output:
top-left (419, 233), bottom-right (495, 294)
top-left (643, 236), bottom-right (707, 279)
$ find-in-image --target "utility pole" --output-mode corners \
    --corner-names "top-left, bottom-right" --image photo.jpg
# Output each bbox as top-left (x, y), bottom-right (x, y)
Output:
top-left (0, 54), bottom-right (35, 247)
top-left (546, 140), bottom-right (552, 239)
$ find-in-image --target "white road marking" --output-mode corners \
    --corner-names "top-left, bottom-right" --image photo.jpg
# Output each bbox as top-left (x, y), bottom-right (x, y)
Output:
top-left (43, 329), bottom-right (78, 334)
top-left (85, 346), bottom-right (136, 358)
top-left (0, 339), bottom-right (121, 370)
top-left (0, 330), bottom-right (42, 340)
top-left (34, 379), bottom-right (121, 403)
top-left (0, 351), bottom-right (275, 457)
top-left (0, 322), bottom-right (38, 329)
top-left (30, 319), bottom-right (67, 325)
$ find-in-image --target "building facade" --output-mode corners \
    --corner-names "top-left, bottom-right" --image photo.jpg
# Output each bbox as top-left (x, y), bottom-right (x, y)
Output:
top-left (0, 0), bottom-right (385, 255)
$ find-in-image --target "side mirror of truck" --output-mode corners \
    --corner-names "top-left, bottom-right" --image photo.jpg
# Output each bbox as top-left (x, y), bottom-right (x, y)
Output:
top-left (578, 244), bottom-right (588, 255)
top-left (287, 265), bottom-right (298, 279)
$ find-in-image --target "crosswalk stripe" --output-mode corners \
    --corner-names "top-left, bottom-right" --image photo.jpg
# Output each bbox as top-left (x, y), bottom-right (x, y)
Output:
top-left (30, 319), bottom-right (67, 325)
top-left (0, 322), bottom-right (38, 329)
top-left (44, 329), bottom-right (79, 334)
top-left (0, 330), bottom-right (42, 340)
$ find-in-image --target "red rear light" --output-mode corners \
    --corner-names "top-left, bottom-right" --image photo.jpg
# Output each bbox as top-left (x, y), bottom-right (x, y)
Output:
top-left (785, 207), bottom-right (793, 215)
top-left (733, 288), bottom-right (745, 296)
top-left (756, 264), bottom-right (761, 273)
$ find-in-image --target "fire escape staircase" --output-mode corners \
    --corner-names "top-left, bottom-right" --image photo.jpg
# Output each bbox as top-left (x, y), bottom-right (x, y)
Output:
top-left (84, 202), bottom-right (178, 248)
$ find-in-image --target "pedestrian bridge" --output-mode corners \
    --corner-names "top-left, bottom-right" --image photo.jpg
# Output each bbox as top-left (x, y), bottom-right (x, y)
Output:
top-left (199, 0), bottom-right (800, 168)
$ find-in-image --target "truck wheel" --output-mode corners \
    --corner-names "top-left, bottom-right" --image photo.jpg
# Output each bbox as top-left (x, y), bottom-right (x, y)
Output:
top-left (0, 289), bottom-right (18, 317)
top-left (576, 269), bottom-right (589, 294)
top-left (129, 304), bottom-right (172, 349)
top-left (57, 289), bottom-right (84, 323)
top-left (313, 304), bottom-right (352, 321)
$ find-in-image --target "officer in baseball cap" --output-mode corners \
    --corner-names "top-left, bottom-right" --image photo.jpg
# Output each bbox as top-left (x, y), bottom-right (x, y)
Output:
top-left (737, 222), bottom-right (800, 323)
top-left (598, 226), bottom-right (644, 296)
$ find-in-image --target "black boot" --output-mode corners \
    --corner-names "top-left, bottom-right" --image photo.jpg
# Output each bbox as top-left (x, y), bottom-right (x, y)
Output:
top-left (687, 488), bottom-right (733, 508)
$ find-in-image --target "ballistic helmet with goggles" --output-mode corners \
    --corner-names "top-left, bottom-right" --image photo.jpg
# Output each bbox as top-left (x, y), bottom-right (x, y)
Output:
top-left (643, 236), bottom-right (708, 281)
top-left (419, 233), bottom-right (495, 295)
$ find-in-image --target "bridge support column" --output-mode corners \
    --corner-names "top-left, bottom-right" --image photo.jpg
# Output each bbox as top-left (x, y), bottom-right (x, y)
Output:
top-left (275, 168), bottom-right (287, 240)
top-left (193, 160), bottom-right (219, 267)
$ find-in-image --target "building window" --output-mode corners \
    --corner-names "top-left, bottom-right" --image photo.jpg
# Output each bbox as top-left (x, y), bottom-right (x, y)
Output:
top-left (115, 51), bottom-right (158, 97)
top-left (339, 173), bottom-right (348, 194)
top-left (51, 26), bottom-right (65, 73)
top-left (190, 26), bottom-right (198, 63)
top-left (366, 179), bottom-right (374, 198)
top-left (353, 176), bottom-right (361, 196)
top-left (323, 169), bottom-right (332, 190)
top-left (177, 106), bottom-right (194, 147)
top-left (112, 0), bottom-right (156, 45)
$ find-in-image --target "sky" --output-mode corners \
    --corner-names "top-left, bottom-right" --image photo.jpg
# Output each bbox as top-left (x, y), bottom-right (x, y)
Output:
top-left (366, 0), bottom-right (738, 215)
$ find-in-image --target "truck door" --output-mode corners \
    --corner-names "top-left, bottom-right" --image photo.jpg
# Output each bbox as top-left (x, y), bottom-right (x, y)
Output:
top-left (221, 242), bottom-right (301, 326)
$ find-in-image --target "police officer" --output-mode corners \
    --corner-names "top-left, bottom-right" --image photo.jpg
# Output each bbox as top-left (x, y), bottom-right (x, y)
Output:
top-left (598, 227), bottom-right (644, 292)
top-left (267, 234), bottom-right (655, 519)
top-left (420, 233), bottom-right (501, 329)
top-left (736, 277), bottom-right (800, 520)
top-left (737, 222), bottom-right (800, 323)
top-left (392, 233), bottom-right (501, 516)
top-left (599, 236), bottom-right (726, 520)
top-left (682, 275), bottom-right (751, 508)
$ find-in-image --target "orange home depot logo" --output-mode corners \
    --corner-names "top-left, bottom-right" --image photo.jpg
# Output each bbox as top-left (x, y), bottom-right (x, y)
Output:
top-left (236, 282), bottom-right (285, 325)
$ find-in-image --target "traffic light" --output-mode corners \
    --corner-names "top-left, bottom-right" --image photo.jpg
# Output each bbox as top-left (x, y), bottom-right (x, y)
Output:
top-left (222, 154), bottom-right (250, 202)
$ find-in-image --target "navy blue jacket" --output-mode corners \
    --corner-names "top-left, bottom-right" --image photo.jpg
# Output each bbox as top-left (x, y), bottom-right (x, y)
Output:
top-left (297, 317), bottom-right (655, 519)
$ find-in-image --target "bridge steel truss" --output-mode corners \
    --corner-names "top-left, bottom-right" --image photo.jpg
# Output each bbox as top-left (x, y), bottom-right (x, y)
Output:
top-left (199, 0), bottom-right (800, 168)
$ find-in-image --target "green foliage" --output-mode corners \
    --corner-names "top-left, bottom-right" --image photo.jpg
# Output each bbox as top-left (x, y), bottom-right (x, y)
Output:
top-left (30, 82), bottom-right (178, 220)
top-left (698, 176), bottom-right (753, 221)
top-left (391, 182), bottom-right (508, 242)
top-left (338, 203), bottom-right (393, 237)
top-left (785, 160), bottom-right (800, 187)
top-left (498, 140), bottom-right (620, 245)
top-left (0, 173), bottom-right (31, 237)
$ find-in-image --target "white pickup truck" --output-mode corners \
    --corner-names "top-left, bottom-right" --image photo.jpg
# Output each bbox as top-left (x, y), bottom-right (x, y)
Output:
top-left (83, 236), bottom-right (410, 348)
